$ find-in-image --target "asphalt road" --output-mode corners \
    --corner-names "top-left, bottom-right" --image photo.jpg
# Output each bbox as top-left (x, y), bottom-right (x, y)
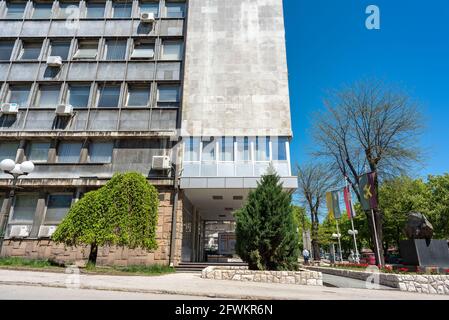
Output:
top-left (0, 284), bottom-right (220, 300)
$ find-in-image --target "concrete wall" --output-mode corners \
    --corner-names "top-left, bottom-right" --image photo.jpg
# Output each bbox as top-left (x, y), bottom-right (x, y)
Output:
top-left (0, 190), bottom-right (184, 266)
top-left (182, 0), bottom-right (292, 137)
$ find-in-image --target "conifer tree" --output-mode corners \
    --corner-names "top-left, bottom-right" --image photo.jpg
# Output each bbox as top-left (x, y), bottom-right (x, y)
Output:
top-left (235, 169), bottom-right (299, 270)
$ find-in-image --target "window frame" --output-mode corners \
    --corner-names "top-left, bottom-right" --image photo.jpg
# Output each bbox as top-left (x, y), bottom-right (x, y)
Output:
top-left (125, 83), bottom-right (151, 107)
top-left (4, 1), bottom-right (27, 19)
top-left (157, 84), bottom-right (180, 105)
top-left (103, 39), bottom-right (128, 60)
top-left (9, 193), bottom-right (39, 225)
top-left (0, 141), bottom-right (19, 162)
top-left (0, 40), bottom-right (15, 61)
top-left (164, 2), bottom-right (185, 18)
top-left (130, 39), bottom-right (155, 60)
top-left (26, 141), bottom-right (50, 163)
top-left (72, 39), bottom-right (99, 60)
top-left (31, 2), bottom-right (54, 19)
top-left (6, 84), bottom-right (32, 108)
top-left (43, 193), bottom-right (73, 225)
top-left (66, 83), bottom-right (92, 108)
top-left (57, 141), bottom-right (83, 164)
top-left (161, 41), bottom-right (183, 60)
top-left (17, 40), bottom-right (43, 61)
top-left (48, 40), bottom-right (72, 60)
top-left (85, 1), bottom-right (106, 19)
top-left (111, 1), bottom-right (133, 18)
top-left (33, 83), bottom-right (62, 108)
top-left (96, 83), bottom-right (122, 108)
top-left (88, 141), bottom-right (114, 163)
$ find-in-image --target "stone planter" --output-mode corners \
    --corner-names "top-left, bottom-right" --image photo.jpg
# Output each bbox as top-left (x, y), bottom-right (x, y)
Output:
top-left (307, 266), bottom-right (449, 295)
top-left (201, 266), bottom-right (323, 286)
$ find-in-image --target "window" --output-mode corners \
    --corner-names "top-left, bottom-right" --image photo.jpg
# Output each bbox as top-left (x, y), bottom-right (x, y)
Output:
top-left (34, 84), bottom-right (61, 108)
top-left (5, 2), bottom-right (27, 19)
top-left (104, 39), bottom-right (127, 60)
top-left (67, 84), bottom-right (90, 108)
top-left (161, 41), bottom-right (183, 60)
top-left (27, 142), bottom-right (50, 162)
top-left (220, 137), bottom-right (234, 161)
top-left (165, 2), bottom-right (185, 18)
top-left (57, 2), bottom-right (79, 19)
top-left (273, 137), bottom-right (288, 161)
top-left (139, 1), bottom-right (159, 17)
top-left (184, 137), bottom-right (200, 161)
top-left (44, 194), bottom-right (72, 224)
top-left (157, 85), bottom-right (179, 103)
top-left (57, 142), bottom-right (82, 163)
top-left (11, 194), bottom-right (38, 223)
top-left (97, 84), bottom-right (121, 108)
top-left (32, 2), bottom-right (53, 19)
top-left (73, 40), bottom-right (98, 59)
top-left (130, 40), bottom-right (154, 59)
top-left (89, 142), bottom-right (113, 163)
top-left (85, 2), bottom-right (105, 18)
top-left (0, 41), bottom-right (15, 61)
top-left (18, 41), bottom-right (42, 60)
top-left (256, 137), bottom-right (270, 161)
top-left (7, 84), bottom-right (31, 107)
top-left (202, 137), bottom-right (215, 161)
top-left (0, 142), bottom-right (19, 162)
top-left (236, 137), bottom-right (251, 161)
top-left (112, 1), bottom-right (132, 18)
top-left (49, 41), bottom-right (71, 60)
top-left (126, 85), bottom-right (150, 107)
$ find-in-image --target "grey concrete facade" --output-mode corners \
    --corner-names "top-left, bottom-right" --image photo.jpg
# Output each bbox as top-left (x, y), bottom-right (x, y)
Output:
top-left (181, 0), bottom-right (291, 137)
top-left (0, 0), bottom-right (296, 265)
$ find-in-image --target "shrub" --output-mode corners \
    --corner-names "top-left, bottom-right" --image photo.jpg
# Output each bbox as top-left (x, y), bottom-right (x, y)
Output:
top-left (234, 170), bottom-right (299, 270)
top-left (52, 172), bottom-right (159, 264)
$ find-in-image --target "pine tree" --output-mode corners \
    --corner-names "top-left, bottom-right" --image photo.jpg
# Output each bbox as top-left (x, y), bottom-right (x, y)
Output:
top-left (234, 170), bottom-right (299, 270)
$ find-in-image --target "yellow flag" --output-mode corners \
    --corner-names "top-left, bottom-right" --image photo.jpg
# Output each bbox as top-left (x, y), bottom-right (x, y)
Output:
top-left (326, 192), bottom-right (334, 220)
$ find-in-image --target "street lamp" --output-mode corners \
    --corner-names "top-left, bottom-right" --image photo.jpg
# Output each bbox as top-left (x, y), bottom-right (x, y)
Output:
top-left (332, 233), bottom-right (343, 262)
top-left (0, 159), bottom-right (34, 249)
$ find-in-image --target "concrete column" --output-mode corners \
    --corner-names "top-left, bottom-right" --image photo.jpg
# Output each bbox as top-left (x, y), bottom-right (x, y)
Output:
top-left (16, 139), bottom-right (27, 163)
top-left (191, 208), bottom-right (198, 262)
top-left (48, 140), bottom-right (58, 163)
top-left (79, 140), bottom-right (89, 163)
top-left (30, 192), bottom-right (47, 238)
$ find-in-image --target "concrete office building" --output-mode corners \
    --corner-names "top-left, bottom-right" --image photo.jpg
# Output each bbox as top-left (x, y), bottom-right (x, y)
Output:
top-left (0, 0), bottom-right (296, 266)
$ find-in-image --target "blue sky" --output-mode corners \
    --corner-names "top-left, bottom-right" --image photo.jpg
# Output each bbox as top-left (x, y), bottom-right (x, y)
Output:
top-left (284, 0), bottom-right (449, 178)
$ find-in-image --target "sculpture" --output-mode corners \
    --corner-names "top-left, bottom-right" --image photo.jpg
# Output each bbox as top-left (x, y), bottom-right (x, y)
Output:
top-left (404, 212), bottom-right (434, 240)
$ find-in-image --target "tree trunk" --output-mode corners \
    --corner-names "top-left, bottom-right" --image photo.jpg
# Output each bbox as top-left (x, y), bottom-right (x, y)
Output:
top-left (88, 243), bottom-right (98, 265)
top-left (311, 219), bottom-right (320, 261)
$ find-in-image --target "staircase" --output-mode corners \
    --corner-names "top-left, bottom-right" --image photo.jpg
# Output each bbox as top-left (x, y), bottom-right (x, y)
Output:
top-left (175, 262), bottom-right (248, 273)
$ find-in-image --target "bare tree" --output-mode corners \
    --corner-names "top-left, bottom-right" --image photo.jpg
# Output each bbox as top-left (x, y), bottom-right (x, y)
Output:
top-left (312, 79), bottom-right (423, 265)
top-left (297, 163), bottom-right (337, 261)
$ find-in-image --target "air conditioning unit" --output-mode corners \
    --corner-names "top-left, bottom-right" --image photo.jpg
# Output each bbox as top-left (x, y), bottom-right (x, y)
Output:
top-left (9, 225), bottom-right (30, 238)
top-left (46, 55), bottom-right (63, 67)
top-left (140, 12), bottom-right (155, 23)
top-left (55, 104), bottom-right (73, 116)
top-left (152, 155), bottom-right (171, 170)
top-left (0, 103), bottom-right (19, 114)
top-left (38, 225), bottom-right (57, 238)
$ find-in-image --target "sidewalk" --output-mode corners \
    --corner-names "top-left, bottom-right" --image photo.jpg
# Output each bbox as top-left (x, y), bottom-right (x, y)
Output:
top-left (0, 269), bottom-right (448, 300)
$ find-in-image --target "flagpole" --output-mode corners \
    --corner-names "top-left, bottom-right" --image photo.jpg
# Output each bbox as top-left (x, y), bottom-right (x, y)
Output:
top-left (371, 208), bottom-right (382, 267)
top-left (345, 177), bottom-right (360, 263)
top-left (335, 219), bottom-right (343, 262)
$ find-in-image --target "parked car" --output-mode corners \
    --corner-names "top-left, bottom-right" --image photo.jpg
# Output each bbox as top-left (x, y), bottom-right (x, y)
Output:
top-left (360, 252), bottom-right (376, 265)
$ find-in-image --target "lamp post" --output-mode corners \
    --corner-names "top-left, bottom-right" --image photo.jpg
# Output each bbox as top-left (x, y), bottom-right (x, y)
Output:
top-left (332, 232), bottom-right (343, 262)
top-left (0, 159), bottom-right (35, 250)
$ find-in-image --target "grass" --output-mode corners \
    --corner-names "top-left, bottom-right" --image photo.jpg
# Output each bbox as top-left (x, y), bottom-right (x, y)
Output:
top-left (84, 262), bottom-right (176, 276)
top-left (0, 257), bottom-right (57, 268)
top-left (0, 257), bottom-right (175, 276)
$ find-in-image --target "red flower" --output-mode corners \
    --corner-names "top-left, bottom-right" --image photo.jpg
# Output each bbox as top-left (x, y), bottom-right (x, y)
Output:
top-left (399, 267), bottom-right (409, 272)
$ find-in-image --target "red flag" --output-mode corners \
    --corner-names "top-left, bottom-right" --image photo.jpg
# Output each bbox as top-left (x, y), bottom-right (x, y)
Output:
top-left (343, 186), bottom-right (356, 218)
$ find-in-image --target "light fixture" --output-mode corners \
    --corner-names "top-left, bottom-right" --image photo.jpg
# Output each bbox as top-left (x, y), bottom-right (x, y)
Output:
top-left (20, 161), bottom-right (35, 174)
top-left (0, 159), bottom-right (15, 172)
top-left (10, 164), bottom-right (23, 175)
